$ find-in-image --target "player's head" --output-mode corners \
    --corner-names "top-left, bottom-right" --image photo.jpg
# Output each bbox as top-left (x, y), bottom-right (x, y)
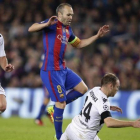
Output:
top-left (101, 73), bottom-right (120, 97)
top-left (56, 3), bottom-right (74, 26)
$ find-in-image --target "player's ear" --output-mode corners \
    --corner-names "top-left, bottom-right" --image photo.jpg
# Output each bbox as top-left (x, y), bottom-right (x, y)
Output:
top-left (108, 83), bottom-right (113, 89)
top-left (58, 11), bottom-right (62, 18)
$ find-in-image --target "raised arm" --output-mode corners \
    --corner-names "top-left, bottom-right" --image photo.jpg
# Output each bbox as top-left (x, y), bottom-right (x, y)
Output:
top-left (104, 117), bottom-right (140, 128)
top-left (76, 25), bottom-right (109, 48)
top-left (28, 16), bottom-right (58, 32)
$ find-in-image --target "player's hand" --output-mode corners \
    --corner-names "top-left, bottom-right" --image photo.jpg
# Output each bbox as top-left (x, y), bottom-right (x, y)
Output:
top-left (110, 106), bottom-right (123, 114)
top-left (97, 25), bottom-right (110, 38)
top-left (133, 119), bottom-right (140, 128)
top-left (5, 64), bottom-right (14, 72)
top-left (46, 16), bottom-right (58, 26)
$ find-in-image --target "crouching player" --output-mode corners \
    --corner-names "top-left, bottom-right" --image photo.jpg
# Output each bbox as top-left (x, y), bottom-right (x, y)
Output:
top-left (60, 73), bottom-right (140, 140)
top-left (0, 34), bottom-right (14, 114)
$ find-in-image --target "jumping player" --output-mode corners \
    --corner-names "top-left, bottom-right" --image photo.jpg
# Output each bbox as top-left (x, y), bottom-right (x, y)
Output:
top-left (28, 3), bottom-right (109, 140)
top-left (35, 54), bottom-right (51, 125)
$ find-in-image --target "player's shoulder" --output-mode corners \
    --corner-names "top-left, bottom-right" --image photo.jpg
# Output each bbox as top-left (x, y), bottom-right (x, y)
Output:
top-left (89, 87), bottom-right (102, 98)
top-left (39, 19), bottom-right (49, 24)
top-left (0, 34), bottom-right (3, 39)
top-left (88, 87), bottom-right (108, 103)
top-left (0, 34), bottom-right (4, 46)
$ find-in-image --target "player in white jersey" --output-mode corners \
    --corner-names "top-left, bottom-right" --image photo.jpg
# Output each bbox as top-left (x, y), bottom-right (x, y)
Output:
top-left (60, 73), bottom-right (140, 140)
top-left (0, 34), bottom-right (14, 114)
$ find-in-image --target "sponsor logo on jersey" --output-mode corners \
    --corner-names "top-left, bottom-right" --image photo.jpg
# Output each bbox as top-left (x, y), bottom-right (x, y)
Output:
top-left (103, 105), bottom-right (109, 111)
top-left (57, 34), bottom-right (68, 44)
top-left (90, 91), bottom-right (98, 102)
top-left (102, 97), bottom-right (107, 104)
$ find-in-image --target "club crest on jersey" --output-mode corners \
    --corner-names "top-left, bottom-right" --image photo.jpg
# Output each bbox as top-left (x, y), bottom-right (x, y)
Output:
top-left (60, 94), bottom-right (64, 98)
top-left (63, 27), bottom-right (65, 33)
top-left (103, 105), bottom-right (109, 111)
top-left (66, 29), bottom-right (69, 34)
top-left (90, 91), bottom-right (98, 102)
top-left (102, 97), bottom-right (107, 104)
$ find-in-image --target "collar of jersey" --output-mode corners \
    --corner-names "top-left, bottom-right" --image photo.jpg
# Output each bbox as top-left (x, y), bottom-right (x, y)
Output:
top-left (95, 87), bottom-right (108, 98)
top-left (57, 20), bottom-right (69, 28)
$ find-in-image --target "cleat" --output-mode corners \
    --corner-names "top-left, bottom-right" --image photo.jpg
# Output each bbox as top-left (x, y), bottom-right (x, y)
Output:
top-left (46, 112), bottom-right (53, 124)
top-left (47, 105), bottom-right (54, 123)
top-left (34, 119), bottom-right (44, 126)
top-left (54, 135), bottom-right (57, 140)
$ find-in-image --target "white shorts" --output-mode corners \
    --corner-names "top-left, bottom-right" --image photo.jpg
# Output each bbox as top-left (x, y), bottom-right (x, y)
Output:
top-left (60, 124), bottom-right (100, 140)
top-left (0, 84), bottom-right (5, 96)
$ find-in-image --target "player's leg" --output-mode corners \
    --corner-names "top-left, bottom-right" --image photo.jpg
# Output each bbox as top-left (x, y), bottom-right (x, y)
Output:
top-left (35, 87), bottom-right (50, 125)
top-left (60, 124), bottom-right (81, 140)
top-left (65, 68), bottom-right (88, 104)
top-left (94, 135), bottom-right (100, 140)
top-left (0, 86), bottom-right (6, 113)
top-left (60, 127), bottom-right (69, 140)
top-left (54, 101), bottom-right (66, 140)
top-left (41, 70), bottom-right (67, 140)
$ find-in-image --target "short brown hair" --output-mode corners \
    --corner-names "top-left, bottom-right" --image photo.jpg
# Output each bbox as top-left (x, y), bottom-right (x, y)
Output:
top-left (101, 73), bottom-right (118, 87)
top-left (56, 3), bottom-right (72, 16)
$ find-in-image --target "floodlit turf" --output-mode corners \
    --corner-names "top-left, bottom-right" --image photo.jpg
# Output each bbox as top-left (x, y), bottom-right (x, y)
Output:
top-left (0, 117), bottom-right (140, 140)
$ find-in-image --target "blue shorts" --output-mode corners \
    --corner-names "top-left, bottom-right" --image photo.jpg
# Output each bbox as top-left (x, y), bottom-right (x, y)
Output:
top-left (40, 67), bottom-right (82, 102)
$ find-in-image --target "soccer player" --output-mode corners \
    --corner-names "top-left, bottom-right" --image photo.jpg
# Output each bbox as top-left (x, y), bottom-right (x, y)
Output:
top-left (35, 54), bottom-right (51, 125)
top-left (60, 73), bottom-right (140, 140)
top-left (28, 3), bottom-right (109, 140)
top-left (0, 34), bottom-right (14, 114)
top-left (35, 85), bottom-right (51, 125)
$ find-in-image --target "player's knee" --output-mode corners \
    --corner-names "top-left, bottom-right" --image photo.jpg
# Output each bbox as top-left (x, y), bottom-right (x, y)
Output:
top-left (55, 101), bottom-right (66, 109)
top-left (81, 85), bottom-right (88, 94)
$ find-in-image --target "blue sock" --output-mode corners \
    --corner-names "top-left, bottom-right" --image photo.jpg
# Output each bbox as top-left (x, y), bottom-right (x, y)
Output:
top-left (36, 104), bottom-right (46, 120)
top-left (66, 90), bottom-right (84, 104)
top-left (54, 107), bottom-right (64, 140)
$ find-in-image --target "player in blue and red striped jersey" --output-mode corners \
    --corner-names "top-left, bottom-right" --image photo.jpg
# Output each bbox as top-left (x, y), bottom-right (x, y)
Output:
top-left (28, 3), bottom-right (109, 140)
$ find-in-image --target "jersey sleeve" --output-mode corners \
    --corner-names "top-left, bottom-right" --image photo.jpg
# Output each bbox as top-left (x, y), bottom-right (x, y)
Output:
top-left (95, 97), bottom-right (111, 115)
top-left (38, 19), bottom-right (51, 30)
top-left (68, 27), bottom-right (81, 47)
top-left (0, 34), bottom-right (6, 57)
top-left (38, 19), bottom-right (49, 24)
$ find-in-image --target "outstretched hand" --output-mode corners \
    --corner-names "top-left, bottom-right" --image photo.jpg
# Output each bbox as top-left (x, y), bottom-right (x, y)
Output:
top-left (47, 16), bottom-right (58, 26)
top-left (133, 119), bottom-right (140, 128)
top-left (97, 25), bottom-right (110, 38)
top-left (110, 106), bottom-right (123, 114)
top-left (5, 64), bottom-right (14, 72)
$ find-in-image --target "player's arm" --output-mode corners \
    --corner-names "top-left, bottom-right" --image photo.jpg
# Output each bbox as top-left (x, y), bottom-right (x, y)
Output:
top-left (28, 16), bottom-right (58, 32)
top-left (104, 117), bottom-right (140, 128)
top-left (0, 56), bottom-right (14, 72)
top-left (76, 25), bottom-right (109, 48)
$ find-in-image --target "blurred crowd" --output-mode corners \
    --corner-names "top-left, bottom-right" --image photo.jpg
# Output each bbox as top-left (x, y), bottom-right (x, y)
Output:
top-left (0, 0), bottom-right (140, 90)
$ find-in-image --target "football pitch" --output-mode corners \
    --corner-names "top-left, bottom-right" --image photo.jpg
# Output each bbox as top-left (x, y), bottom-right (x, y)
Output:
top-left (0, 117), bottom-right (140, 140)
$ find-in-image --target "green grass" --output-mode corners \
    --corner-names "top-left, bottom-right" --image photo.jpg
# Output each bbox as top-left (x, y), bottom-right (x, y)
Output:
top-left (0, 117), bottom-right (140, 140)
